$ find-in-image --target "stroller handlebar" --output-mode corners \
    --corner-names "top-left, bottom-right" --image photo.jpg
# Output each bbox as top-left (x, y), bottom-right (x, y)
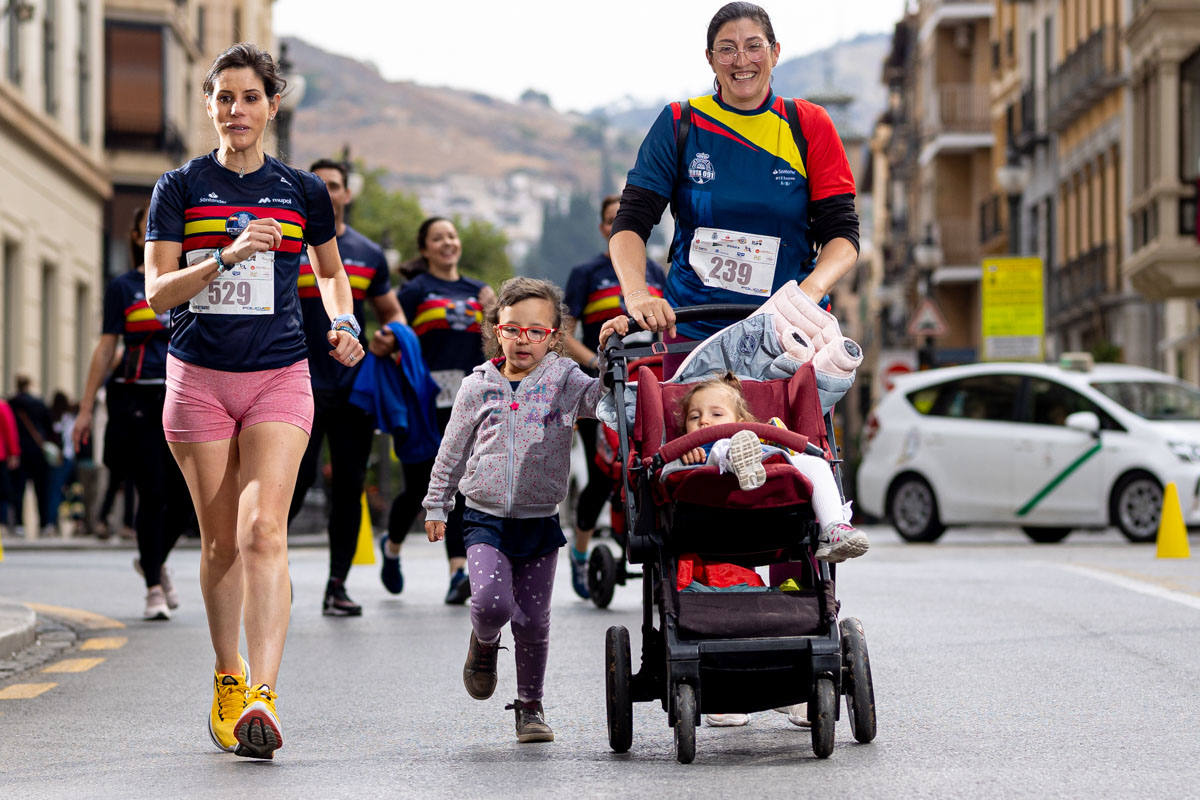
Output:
top-left (600, 303), bottom-right (761, 356)
top-left (654, 422), bottom-right (817, 467)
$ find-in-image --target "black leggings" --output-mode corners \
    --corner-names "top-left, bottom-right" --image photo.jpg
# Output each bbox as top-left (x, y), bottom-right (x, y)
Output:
top-left (125, 384), bottom-right (192, 588)
top-left (386, 407), bottom-right (466, 560)
top-left (287, 387), bottom-right (376, 581)
top-left (574, 419), bottom-right (612, 532)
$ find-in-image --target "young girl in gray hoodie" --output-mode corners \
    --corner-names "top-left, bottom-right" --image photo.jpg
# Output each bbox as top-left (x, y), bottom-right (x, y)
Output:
top-left (423, 277), bottom-right (618, 744)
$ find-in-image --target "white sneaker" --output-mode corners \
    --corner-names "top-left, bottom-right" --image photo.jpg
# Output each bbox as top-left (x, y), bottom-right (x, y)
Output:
top-left (775, 704), bottom-right (811, 727)
top-left (705, 713), bottom-right (751, 727)
top-left (143, 586), bottom-right (170, 620)
top-left (727, 429), bottom-right (766, 490)
top-left (135, 558), bottom-right (179, 609)
top-left (815, 522), bottom-right (870, 563)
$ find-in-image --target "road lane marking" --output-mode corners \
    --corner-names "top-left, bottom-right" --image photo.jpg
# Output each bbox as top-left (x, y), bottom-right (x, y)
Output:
top-left (1064, 565), bottom-right (1200, 611)
top-left (0, 683), bottom-right (57, 699)
top-left (23, 603), bottom-right (124, 630)
top-left (80, 637), bottom-right (127, 651)
top-left (42, 657), bottom-right (105, 673)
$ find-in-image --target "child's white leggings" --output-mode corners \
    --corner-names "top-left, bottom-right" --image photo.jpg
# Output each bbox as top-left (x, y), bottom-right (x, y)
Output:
top-left (709, 440), bottom-right (848, 528)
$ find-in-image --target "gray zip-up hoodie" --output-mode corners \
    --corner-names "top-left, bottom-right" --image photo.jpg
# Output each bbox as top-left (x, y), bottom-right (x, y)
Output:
top-left (423, 352), bottom-right (604, 521)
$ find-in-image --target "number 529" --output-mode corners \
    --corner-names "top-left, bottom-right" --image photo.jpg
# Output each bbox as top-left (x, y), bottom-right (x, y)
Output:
top-left (208, 280), bottom-right (251, 306)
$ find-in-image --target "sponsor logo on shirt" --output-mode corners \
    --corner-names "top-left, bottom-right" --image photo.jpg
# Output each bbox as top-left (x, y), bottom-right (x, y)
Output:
top-left (688, 152), bottom-right (715, 185)
top-left (773, 167), bottom-right (798, 187)
top-left (201, 192), bottom-right (223, 204)
top-left (258, 197), bottom-right (293, 205)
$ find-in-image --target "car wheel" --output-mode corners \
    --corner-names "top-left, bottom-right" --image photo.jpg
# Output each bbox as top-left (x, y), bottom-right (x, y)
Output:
top-left (1022, 527), bottom-right (1072, 544)
top-left (887, 474), bottom-right (946, 543)
top-left (1109, 471), bottom-right (1162, 543)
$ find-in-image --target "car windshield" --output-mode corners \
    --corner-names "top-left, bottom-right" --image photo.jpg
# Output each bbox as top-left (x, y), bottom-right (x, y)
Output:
top-left (1090, 380), bottom-right (1200, 421)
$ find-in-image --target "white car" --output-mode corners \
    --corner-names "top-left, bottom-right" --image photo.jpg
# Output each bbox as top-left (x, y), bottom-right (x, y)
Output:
top-left (856, 360), bottom-right (1200, 543)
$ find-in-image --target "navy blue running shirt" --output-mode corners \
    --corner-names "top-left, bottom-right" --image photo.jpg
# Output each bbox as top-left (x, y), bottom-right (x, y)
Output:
top-left (625, 92), bottom-right (855, 338)
top-left (101, 269), bottom-right (171, 383)
top-left (564, 254), bottom-right (666, 353)
top-left (297, 224), bottom-right (391, 391)
top-left (145, 152), bottom-right (336, 372)
top-left (398, 272), bottom-right (487, 409)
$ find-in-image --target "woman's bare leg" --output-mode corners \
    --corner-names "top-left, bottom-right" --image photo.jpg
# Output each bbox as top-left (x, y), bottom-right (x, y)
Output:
top-left (169, 437), bottom-right (243, 675)
top-left (234, 420), bottom-right (310, 689)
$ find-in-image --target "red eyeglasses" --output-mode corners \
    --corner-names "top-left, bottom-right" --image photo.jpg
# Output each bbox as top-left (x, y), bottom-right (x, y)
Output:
top-left (496, 325), bottom-right (557, 343)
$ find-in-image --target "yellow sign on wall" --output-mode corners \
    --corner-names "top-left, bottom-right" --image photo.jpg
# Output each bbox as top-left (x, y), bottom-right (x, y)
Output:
top-left (981, 257), bottom-right (1044, 361)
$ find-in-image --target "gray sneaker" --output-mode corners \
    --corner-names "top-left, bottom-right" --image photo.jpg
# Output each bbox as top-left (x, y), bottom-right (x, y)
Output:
top-left (134, 558), bottom-right (179, 609)
top-left (815, 523), bottom-right (870, 563)
top-left (505, 699), bottom-right (554, 743)
top-left (143, 586), bottom-right (170, 620)
top-left (728, 429), bottom-right (766, 490)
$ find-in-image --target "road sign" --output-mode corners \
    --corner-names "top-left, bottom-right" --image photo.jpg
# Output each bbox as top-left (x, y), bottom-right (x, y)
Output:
top-left (907, 298), bottom-right (948, 338)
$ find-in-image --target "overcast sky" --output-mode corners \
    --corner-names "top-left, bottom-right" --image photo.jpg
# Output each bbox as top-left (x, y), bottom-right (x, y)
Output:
top-left (273, 0), bottom-right (908, 112)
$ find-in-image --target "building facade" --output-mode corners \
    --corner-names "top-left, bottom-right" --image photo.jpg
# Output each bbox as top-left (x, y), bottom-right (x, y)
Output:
top-left (1, 0), bottom-right (109, 398)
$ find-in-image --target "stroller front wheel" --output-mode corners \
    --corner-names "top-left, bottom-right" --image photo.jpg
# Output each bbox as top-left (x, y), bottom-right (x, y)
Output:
top-left (810, 678), bottom-right (836, 758)
top-left (605, 626), bottom-right (633, 753)
top-left (840, 617), bottom-right (877, 743)
top-left (589, 545), bottom-right (618, 609)
top-left (674, 683), bottom-right (697, 764)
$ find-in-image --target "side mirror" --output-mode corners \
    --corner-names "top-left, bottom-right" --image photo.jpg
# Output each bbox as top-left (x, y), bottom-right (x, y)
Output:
top-left (1065, 411), bottom-right (1100, 436)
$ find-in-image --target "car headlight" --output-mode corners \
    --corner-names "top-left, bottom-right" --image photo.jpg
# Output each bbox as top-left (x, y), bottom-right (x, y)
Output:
top-left (1167, 441), bottom-right (1200, 463)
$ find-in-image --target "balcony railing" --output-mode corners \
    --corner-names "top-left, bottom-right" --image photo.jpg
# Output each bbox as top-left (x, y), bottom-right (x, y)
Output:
top-left (924, 83), bottom-right (991, 136)
top-left (1048, 244), bottom-right (1110, 319)
top-left (1047, 26), bottom-right (1123, 131)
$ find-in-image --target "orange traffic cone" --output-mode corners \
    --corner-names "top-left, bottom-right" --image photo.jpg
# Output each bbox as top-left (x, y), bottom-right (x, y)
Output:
top-left (1156, 482), bottom-right (1190, 559)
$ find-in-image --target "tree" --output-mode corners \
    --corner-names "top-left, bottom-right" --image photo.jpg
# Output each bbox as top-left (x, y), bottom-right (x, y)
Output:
top-left (455, 216), bottom-right (514, 290)
top-left (347, 164), bottom-right (424, 258)
top-left (522, 191), bottom-right (600, 287)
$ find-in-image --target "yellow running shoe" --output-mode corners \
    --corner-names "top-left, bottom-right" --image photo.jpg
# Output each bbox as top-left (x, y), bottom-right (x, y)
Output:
top-left (235, 683), bottom-right (283, 759)
top-left (208, 655), bottom-right (250, 752)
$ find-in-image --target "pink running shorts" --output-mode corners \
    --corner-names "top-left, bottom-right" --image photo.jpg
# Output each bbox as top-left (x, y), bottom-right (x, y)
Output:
top-left (163, 355), bottom-right (314, 443)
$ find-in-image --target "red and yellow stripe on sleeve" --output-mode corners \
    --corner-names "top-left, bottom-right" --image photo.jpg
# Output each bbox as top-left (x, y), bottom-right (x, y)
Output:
top-left (581, 286), bottom-right (663, 325)
top-left (124, 299), bottom-right (166, 333)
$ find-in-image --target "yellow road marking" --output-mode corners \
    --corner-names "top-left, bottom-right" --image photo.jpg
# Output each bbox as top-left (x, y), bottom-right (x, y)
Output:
top-left (80, 637), bottom-right (127, 651)
top-left (0, 683), bottom-right (57, 699)
top-left (23, 603), bottom-right (124, 631)
top-left (42, 657), bottom-right (105, 673)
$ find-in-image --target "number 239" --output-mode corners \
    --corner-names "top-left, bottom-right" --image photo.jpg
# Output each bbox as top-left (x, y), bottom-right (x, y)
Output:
top-left (208, 281), bottom-right (251, 306)
top-left (708, 256), bottom-right (752, 286)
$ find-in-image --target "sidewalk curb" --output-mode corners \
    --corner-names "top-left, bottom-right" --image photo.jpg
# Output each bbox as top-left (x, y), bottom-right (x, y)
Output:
top-left (0, 598), bottom-right (37, 660)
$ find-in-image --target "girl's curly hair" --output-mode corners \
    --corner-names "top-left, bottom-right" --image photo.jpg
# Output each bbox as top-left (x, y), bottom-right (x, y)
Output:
top-left (483, 276), bottom-right (569, 359)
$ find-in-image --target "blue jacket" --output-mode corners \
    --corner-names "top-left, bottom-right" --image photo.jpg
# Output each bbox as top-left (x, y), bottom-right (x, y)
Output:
top-left (349, 322), bottom-right (441, 462)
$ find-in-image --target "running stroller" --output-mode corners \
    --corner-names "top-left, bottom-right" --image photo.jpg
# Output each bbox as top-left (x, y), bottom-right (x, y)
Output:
top-left (585, 355), bottom-right (661, 609)
top-left (601, 305), bottom-right (877, 763)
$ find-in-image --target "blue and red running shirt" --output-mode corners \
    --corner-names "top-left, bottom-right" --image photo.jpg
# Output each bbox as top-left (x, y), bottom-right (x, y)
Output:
top-left (101, 269), bottom-right (171, 383)
top-left (297, 224), bottom-right (391, 391)
top-left (145, 152), bottom-right (336, 372)
top-left (397, 271), bottom-right (487, 409)
top-left (625, 92), bottom-right (855, 339)
top-left (564, 254), bottom-right (666, 353)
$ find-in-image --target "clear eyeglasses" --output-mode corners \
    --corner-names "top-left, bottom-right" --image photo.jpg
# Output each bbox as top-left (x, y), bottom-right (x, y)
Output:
top-left (497, 325), bottom-right (557, 343)
top-left (711, 41), bottom-right (770, 65)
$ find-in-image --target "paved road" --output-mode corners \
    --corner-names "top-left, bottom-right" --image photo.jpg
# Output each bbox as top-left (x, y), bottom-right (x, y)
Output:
top-left (0, 526), bottom-right (1197, 799)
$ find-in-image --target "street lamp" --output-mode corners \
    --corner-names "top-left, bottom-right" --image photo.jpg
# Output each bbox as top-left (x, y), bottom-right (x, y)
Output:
top-left (912, 224), bottom-right (943, 368)
top-left (274, 42), bottom-right (306, 165)
top-left (995, 152), bottom-right (1030, 256)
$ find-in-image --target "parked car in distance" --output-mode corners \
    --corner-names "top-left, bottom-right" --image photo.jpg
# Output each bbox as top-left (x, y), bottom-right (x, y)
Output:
top-left (857, 359), bottom-right (1200, 543)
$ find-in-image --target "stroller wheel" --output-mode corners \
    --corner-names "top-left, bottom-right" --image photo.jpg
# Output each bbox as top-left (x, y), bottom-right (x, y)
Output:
top-left (674, 683), bottom-right (697, 764)
top-left (605, 626), bottom-right (633, 753)
top-left (589, 545), bottom-right (618, 609)
top-left (840, 617), bottom-right (877, 744)
top-left (810, 678), bottom-right (836, 759)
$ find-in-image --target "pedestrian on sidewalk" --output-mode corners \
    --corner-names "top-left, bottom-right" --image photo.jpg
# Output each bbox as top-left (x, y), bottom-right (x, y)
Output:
top-left (287, 157), bottom-right (406, 617)
top-left (423, 277), bottom-right (615, 743)
top-left (0, 397), bottom-right (19, 533)
top-left (380, 217), bottom-right (496, 605)
top-left (75, 205), bottom-right (195, 621)
top-left (144, 42), bottom-right (362, 760)
top-left (9, 375), bottom-right (54, 537)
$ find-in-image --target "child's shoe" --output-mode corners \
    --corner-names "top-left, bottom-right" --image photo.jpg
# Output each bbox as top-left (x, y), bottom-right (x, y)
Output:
top-left (505, 699), bottom-right (554, 743)
top-left (379, 535), bottom-right (404, 594)
top-left (569, 548), bottom-right (590, 599)
top-left (208, 656), bottom-right (250, 752)
top-left (444, 567), bottom-right (471, 605)
top-left (235, 683), bottom-right (283, 759)
top-left (727, 429), bottom-right (766, 490)
top-left (705, 713), bottom-right (751, 727)
top-left (774, 704), bottom-right (811, 728)
top-left (463, 631), bottom-right (503, 700)
top-left (815, 522), bottom-right (870, 563)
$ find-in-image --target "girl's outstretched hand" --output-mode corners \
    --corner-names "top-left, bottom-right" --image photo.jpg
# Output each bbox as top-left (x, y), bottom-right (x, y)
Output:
top-left (425, 519), bottom-right (446, 542)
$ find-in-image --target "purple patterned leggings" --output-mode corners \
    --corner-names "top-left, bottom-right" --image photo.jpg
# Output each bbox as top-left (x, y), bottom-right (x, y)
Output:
top-left (466, 543), bottom-right (558, 702)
